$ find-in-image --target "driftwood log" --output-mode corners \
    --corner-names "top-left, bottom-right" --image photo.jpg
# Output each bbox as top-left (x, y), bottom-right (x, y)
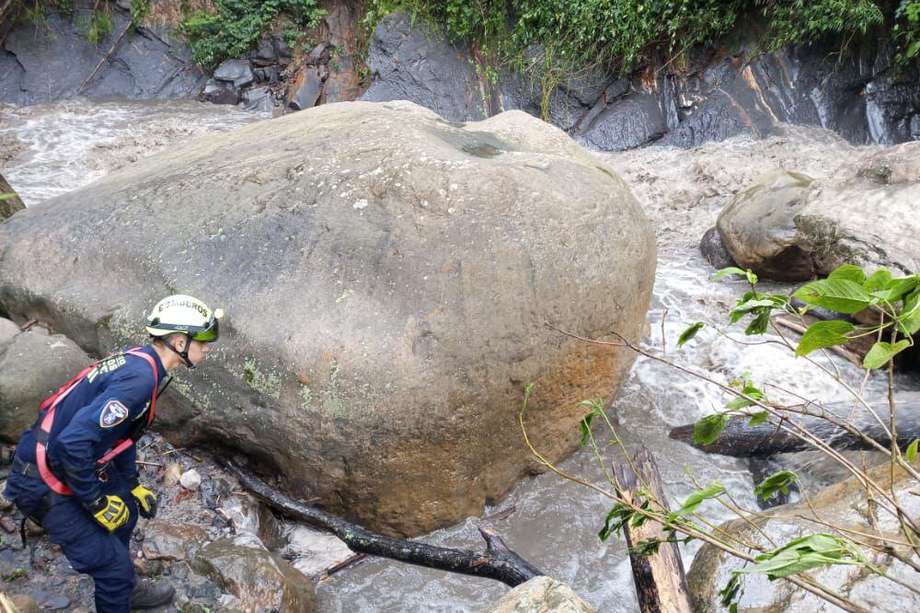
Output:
top-left (225, 461), bottom-right (543, 587)
top-left (616, 449), bottom-right (692, 613)
top-left (669, 393), bottom-right (920, 456)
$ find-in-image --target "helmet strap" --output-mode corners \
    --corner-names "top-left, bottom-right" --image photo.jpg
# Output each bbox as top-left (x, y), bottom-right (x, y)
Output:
top-left (163, 335), bottom-right (195, 369)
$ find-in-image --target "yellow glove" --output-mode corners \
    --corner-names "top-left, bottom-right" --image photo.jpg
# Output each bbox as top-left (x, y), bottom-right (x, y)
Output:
top-left (89, 495), bottom-right (130, 532)
top-left (131, 484), bottom-right (158, 519)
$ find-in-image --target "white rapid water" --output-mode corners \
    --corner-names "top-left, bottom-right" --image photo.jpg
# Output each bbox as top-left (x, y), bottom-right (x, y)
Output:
top-left (2, 103), bottom-right (914, 612)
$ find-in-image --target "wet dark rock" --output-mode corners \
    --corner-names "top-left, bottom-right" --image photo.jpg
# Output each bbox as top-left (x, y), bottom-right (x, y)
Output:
top-left (252, 67), bottom-right (280, 84)
top-left (250, 37), bottom-right (277, 67)
top-left (34, 592), bottom-right (70, 610)
top-left (0, 5), bottom-right (204, 105)
top-left (699, 226), bottom-right (737, 271)
top-left (241, 86), bottom-right (274, 113)
top-left (362, 12), bottom-right (920, 150)
top-left (200, 79), bottom-right (240, 106)
top-left (360, 13), bottom-right (487, 121)
top-left (213, 60), bottom-right (254, 89)
top-left (305, 43), bottom-right (331, 66)
top-left (286, 66), bottom-right (325, 111)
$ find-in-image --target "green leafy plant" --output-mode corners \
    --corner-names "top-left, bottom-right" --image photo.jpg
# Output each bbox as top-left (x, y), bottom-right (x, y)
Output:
top-left (179, 0), bottom-right (325, 69)
top-left (523, 261), bottom-right (920, 611)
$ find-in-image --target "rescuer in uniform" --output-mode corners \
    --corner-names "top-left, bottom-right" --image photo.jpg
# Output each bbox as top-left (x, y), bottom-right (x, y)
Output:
top-left (4, 295), bottom-right (223, 612)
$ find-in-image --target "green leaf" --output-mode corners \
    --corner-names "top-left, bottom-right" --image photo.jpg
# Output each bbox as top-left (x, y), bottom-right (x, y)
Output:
top-left (863, 340), bottom-right (912, 369)
top-left (598, 502), bottom-right (632, 541)
top-left (795, 320), bottom-right (855, 357)
top-left (827, 263), bottom-right (866, 285)
top-left (793, 279), bottom-right (873, 314)
top-left (668, 483), bottom-right (725, 521)
top-left (0, 192), bottom-right (19, 202)
top-left (906, 439), bottom-right (919, 463)
top-left (693, 413), bottom-right (728, 446)
top-left (864, 268), bottom-right (893, 292)
top-left (754, 470), bottom-right (798, 501)
top-left (678, 322), bottom-right (704, 347)
top-left (736, 534), bottom-right (867, 580)
top-left (748, 411), bottom-right (769, 426)
top-left (897, 289), bottom-right (920, 335)
top-left (579, 414), bottom-right (594, 447)
top-left (713, 267), bottom-right (751, 282)
top-left (870, 276), bottom-right (919, 303)
top-left (745, 310), bottom-right (771, 335)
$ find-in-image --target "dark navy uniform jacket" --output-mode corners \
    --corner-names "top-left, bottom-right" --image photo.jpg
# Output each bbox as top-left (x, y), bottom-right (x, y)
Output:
top-left (6, 345), bottom-right (166, 508)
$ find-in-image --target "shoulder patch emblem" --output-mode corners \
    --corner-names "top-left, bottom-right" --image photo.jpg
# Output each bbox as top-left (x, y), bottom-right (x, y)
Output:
top-left (100, 400), bottom-right (129, 428)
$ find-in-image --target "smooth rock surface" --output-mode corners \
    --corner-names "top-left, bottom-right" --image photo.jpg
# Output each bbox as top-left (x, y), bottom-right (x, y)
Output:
top-left (0, 330), bottom-right (90, 443)
top-left (488, 576), bottom-right (597, 613)
top-left (717, 141), bottom-right (920, 281)
top-left (0, 100), bottom-right (656, 535)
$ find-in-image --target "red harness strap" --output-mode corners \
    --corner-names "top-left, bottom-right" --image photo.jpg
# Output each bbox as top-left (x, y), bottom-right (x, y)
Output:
top-left (34, 348), bottom-right (159, 495)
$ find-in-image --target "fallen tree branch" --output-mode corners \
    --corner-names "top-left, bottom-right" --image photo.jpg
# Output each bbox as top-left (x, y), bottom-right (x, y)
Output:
top-left (669, 393), bottom-right (920, 456)
top-left (79, 20), bottom-right (132, 93)
top-left (616, 448), bottom-right (692, 613)
top-left (224, 461), bottom-right (543, 587)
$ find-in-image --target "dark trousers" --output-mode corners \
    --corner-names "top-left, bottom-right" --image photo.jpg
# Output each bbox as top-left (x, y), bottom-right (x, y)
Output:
top-left (42, 479), bottom-right (139, 613)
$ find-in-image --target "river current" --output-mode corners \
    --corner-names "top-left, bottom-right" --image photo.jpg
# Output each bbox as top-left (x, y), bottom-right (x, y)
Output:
top-left (2, 100), bottom-right (916, 612)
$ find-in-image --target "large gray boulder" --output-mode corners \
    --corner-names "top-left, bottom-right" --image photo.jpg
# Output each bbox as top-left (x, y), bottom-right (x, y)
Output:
top-left (0, 100), bottom-right (656, 535)
top-left (0, 326), bottom-right (91, 443)
top-left (716, 142), bottom-right (920, 281)
top-left (688, 465), bottom-right (920, 611)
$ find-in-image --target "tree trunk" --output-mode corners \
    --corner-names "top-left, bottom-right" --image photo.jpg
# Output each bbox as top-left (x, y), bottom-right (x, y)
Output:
top-left (616, 448), bottom-right (693, 613)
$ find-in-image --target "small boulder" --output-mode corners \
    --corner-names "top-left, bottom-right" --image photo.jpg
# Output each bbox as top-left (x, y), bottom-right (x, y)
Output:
top-left (193, 533), bottom-right (315, 612)
top-left (284, 525), bottom-right (355, 577)
top-left (717, 142), bottom-right (920, 281)
top-left (488, 576), bottom-right (596, 613)
top-left (213, 60), bottom-right (255, 89)
top-left (241, 87), bottom-right (274, 113)
top-left (286, 65), bottom-right (325, 111)
top-left (0, 331), bottom-right (90, 443)
top-left (179, 469), bottom-right (202, 491)
top-left (163, 462), bottom-right (183, 487)
top-left (0, 318), bottom-right (20, 344)
top-left (200, 79), bottom-right (240, 106)
top-left (699, 226), bottom-right (737, 271)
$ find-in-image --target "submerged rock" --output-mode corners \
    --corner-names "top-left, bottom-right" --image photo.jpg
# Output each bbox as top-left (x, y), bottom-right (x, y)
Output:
top-left (688, 464), bottom-right (920, 611)
top-left (488, 576), bottom-right (596, 613)
top-left (717, 141), bottom-right (920, 281)
top-left (0, 100), bottom-right (656, 535)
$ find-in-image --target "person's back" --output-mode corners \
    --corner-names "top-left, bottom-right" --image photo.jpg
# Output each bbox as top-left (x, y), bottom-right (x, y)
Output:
top-left (3, 294), bottom-right (222, 613)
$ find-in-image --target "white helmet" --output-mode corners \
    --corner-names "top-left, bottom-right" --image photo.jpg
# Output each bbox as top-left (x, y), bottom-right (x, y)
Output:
top-left (145, 294), bottom-right (223, 342)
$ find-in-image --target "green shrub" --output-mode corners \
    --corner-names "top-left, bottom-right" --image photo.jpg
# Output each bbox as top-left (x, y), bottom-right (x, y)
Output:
top-left (179, 0), bottom-right (325, 69)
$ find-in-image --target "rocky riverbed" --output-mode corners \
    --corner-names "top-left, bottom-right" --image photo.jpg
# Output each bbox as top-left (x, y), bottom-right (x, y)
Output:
top-left (0, 101), bottom-right (918, 613)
